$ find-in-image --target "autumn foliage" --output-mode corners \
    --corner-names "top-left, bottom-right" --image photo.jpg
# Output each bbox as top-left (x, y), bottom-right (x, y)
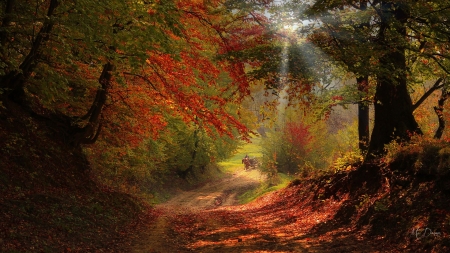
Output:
top-left (61, 0), bottom-right (278, 194)
top-left (261, 121), bottom-right (314, 175)
top-left (285, 122), bottom-right (313, 154)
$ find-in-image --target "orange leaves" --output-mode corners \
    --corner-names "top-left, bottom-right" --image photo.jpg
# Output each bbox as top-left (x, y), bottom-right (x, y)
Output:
top-left (151, 181), bottom-right (352, 252)
top-left (91, 0), bottom-right (256, 149)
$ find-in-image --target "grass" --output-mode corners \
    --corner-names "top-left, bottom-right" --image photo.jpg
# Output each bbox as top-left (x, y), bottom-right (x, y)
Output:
top-left (218, 135), bottom-right (263, 173)
top-left (217, 135), bottom-right (294, 204)
top-left (238, 173), bottom-right (292, 204)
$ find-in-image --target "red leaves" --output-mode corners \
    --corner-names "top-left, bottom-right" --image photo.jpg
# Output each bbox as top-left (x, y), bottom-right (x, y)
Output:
top-left (98, 2), bottom-right (255, 147)
top-left (140, 182), bottom-right (353, 252)
top-left (108, 1), bottom-right (253, 144)
top-left (331, 95), bottom-right (343, 101)
top-left (284, 121), bottom-right (313, 153)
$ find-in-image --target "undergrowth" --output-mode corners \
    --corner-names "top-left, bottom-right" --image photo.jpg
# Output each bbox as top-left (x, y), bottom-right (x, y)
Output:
top-left (306, 136), bottom-right (450, 252)
top-left (0, 99), bottom-right (147, 252)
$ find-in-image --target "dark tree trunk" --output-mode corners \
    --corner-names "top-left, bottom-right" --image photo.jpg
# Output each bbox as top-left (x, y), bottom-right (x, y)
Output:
top-left (357, 76), bottom-right (370, 153)
top-left (0, 0), bottom-right (15, 44)
top-left (434, 86), bottom-right (450, 139)
top-left (0, 0), bottom-right (109, 148)
top-left (69, 62), bottom-right (113, 146)
top-left (367, 75), bottom-right (421, 158)
top-left (355, 2), bottom-right (370, 154)
top-left (1, 0), bottom-right (59, 103)
top-left (366, 2), bottom-right (422, 160)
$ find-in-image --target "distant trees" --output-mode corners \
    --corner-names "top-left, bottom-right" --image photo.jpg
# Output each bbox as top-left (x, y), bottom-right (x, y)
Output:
top-left (228, 0), bottom-right (450, 161)
top-left (261, 121), bottom-right (313, 175)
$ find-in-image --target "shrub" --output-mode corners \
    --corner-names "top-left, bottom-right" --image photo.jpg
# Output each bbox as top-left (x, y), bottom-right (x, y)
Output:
top-left (261, 121), bottom-right (313, 176)
top-left (333, 151), bottom-right (363, 172)
top-left (385, 135), bottom-right (450, 176)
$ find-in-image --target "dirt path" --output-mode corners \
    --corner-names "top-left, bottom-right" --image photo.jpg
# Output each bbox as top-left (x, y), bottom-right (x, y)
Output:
top-left (129, 167), bottom-right (389, 253)
top-left (160, 168), bottom-right (264, 211)
top-left (131, 168), bottom-right (265, 252)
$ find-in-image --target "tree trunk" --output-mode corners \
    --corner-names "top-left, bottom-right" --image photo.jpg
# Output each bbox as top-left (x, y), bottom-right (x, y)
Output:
top-left (1, 0), bottom-right (59, 103)
top-left (357, 76), bottom-right (369, 154)
top-left (69, 62), bottom-right (113, 146)
top-left (434, 86), bottom-right (450, 139)
top-left (0, 0), bottom-right (15, 44)
top-left (356, 2), bottom-right (370, 154)
top-left (367, 75), bottom-right (421, 158)
top-left (178, 127), bottom-right (200, 179)
top-left (366, 2), bottom-right (422, 160)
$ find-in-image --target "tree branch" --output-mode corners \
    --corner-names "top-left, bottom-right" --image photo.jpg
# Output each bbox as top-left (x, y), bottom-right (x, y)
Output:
top-left (430, 55), bottom-right (450, 75)
top-left (412, 77), bottom-right (444, 111)
top-left (72, 62), bottom-right (113, 146)
top-left (122, 71), bottom-right (167, 99)
top-left (19, 0), bottom-right (59, 78)
top-left (1, 0), bottom-right (59, 96)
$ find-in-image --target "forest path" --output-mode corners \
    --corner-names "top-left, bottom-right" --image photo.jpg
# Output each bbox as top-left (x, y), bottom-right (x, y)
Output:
top-left (159, 167), bottom-right (264, 211)
top-left (130, 167), bottom-right (265, 252)
top-left (130, 167), bottom-right (380, 253)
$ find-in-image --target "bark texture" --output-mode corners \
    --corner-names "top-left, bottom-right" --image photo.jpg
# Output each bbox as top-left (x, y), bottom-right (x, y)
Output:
top-left (434, 85), bottom-right (450, 139)
top-left (357, 76), bottom-right (370, 153)
top-left (366, 2), bottom-right (422, 160)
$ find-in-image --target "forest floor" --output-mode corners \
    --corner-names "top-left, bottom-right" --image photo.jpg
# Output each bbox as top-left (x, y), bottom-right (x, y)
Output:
top-left (126, 161), bottom-right (450, 253)
top-left (129, 168), bottom-right (381, 253)
top-left (2, 100), bottom-right (449, 252)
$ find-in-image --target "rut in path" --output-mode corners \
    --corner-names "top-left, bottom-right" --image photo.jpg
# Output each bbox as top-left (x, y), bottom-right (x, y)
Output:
top-left (159, 169), bottom-right (264, 211)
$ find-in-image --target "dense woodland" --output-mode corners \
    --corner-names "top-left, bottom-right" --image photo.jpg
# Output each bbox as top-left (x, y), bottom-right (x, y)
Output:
top-left (1, 0), bottom-right (450, 252)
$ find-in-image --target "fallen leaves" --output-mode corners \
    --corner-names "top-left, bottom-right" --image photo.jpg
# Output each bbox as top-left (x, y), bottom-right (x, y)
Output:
top-left (127, 182), bottom-right (373, 252)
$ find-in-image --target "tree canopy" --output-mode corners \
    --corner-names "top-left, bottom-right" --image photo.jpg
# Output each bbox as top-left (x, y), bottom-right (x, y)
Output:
top-left (227, 0), bottom-right (450, 160)
top-left (0, 0), bottom-right (272, 148)
top-left (3, 0), bottom-right (450, 165)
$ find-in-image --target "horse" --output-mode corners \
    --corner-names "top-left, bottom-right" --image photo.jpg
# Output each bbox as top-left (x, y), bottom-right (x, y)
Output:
top-left (242, 156), bottom-right (258, 170)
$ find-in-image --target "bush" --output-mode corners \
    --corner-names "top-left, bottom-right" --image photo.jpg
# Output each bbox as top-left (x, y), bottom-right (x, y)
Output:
top-left (260, 115), bottom-right (363, 178)
top-left (86, 117), bottom-right (241, 199)
top-left (260, 121), bottom-right (313, 176)
top-left (385, 136), bottom-right (450, 176)
top-left (333, 151), bottom-right (363, 172)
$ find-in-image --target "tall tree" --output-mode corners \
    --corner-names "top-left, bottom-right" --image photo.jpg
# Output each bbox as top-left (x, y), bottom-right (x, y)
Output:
top-left (302, 0), bottom-right (450, 159)
top-left (227, 0), bottom-right (450, 160)
top-left (366, 2), bottom-right (422, 158)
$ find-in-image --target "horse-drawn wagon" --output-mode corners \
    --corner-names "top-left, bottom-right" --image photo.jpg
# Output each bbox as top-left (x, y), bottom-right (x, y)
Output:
top-left (242, 156), bottom-right (259, 170)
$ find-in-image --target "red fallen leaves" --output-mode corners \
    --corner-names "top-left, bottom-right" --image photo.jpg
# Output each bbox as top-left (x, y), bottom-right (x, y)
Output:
top-left (121, 169), bottom-right (450, 252)
top-left (135, 183), bottom-right (363, 252)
